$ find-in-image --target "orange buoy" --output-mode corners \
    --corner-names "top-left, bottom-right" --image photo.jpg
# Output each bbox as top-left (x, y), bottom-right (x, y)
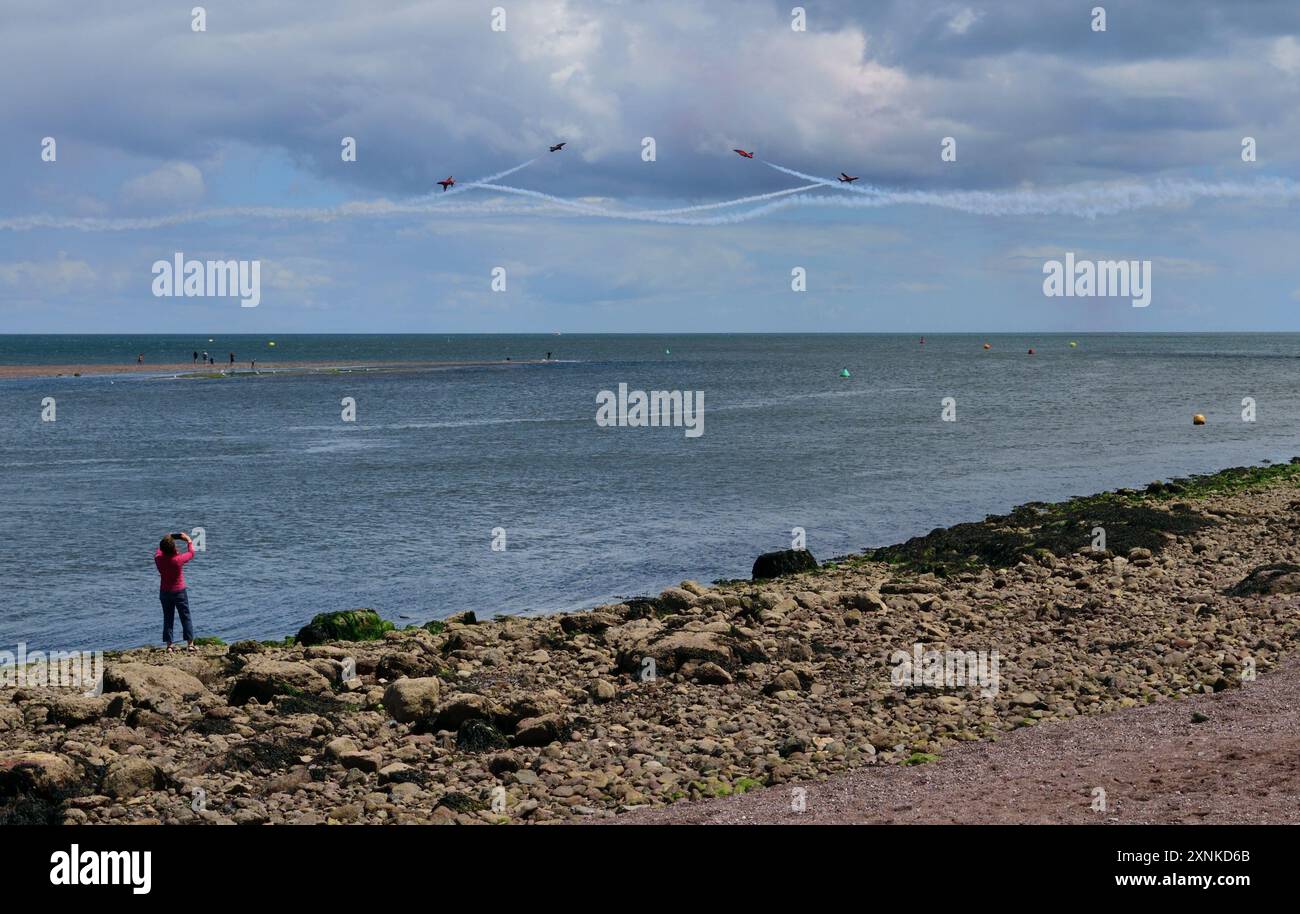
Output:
top-left (1193, 414), bottom-right (1206, 425)
top-left (982, 342), bottom-right (991, 350)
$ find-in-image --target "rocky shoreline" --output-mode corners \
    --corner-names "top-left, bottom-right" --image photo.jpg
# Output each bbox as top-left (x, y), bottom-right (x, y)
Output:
top-left (4, 461), bottom-right (1300, 825)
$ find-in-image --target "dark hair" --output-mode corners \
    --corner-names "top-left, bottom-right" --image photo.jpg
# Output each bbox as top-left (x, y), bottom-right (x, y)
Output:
top-left (159, 535), bottom-right (177, 556)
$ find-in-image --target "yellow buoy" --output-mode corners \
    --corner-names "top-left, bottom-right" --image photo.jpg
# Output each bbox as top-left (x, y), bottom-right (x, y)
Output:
top-left (268, 341), bottom-right (276, 347)
top-left (1193, 414), bottom-right (1206, 425)
top-left (1069, 341), bottom-right (1077, 348)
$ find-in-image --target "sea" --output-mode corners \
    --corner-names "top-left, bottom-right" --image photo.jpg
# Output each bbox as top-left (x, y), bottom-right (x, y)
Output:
top-left (2, 332), bottom-right (1298, 653)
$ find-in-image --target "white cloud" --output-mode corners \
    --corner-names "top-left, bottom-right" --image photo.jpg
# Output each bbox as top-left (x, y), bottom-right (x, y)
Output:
top-left (119, 162), bottom-right (205, 211)
top-left (1270, 35), bottom-right (1300, 75)
top-left (0, 253), bottom-right (97, 291)
top-left (947, 8), bottom-right (983, 35)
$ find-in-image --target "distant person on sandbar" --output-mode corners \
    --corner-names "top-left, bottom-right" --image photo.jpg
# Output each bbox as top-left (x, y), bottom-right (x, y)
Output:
top-left (229, 352), bottom-right (235, 365)
top-left (154, 533), bottom-right (197, 652)
top-left (137, 353), bottom-right (144, 365)
top-left (192, 350), bottom-right (198, 365)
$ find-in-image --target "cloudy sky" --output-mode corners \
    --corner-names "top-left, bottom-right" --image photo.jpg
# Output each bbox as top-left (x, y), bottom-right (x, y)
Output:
top-left (2, 0), bottom-right (1299, 332)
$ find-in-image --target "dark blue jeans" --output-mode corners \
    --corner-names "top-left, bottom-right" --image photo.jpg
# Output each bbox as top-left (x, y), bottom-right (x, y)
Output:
top-left (160, 588), bottom-right (194, 644)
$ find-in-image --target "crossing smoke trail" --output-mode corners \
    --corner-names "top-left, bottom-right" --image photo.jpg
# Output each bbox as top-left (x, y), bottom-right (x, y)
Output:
top-left (762, 160), bottom-right (882, 195)
top-left (3, 149), bottom-right (1298, 230)
top-left (428, 157), bottom-right (539, 198)
top-left (470, 176), bottom-right (1300, 225)
top-left (467, 181), bottom-right (825, 219)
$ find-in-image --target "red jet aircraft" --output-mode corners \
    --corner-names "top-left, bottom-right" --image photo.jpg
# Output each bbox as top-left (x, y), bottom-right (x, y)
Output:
top-left (437, 176), bottom-right (455, 192)
top-left (838, 173), bottom-right (859, 183)
top-left (733, 148), bottom-right (754, 158)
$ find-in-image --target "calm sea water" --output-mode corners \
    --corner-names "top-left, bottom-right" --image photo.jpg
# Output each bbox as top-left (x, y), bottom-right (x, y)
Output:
top-left (2, 332), bottom-right (1298, 652)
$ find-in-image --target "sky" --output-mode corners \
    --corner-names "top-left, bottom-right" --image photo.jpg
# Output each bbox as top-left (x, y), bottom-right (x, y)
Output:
top-left (2, 0), bottom-right (1299, 333)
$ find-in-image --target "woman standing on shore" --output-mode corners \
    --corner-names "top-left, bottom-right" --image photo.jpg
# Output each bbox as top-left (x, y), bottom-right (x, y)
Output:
top-left (154, 533), bottom-right (197, 651)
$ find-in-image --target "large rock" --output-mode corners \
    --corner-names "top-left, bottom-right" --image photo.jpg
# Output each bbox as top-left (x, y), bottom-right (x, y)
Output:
top-left (618, 629), bottom-right (765, 675)
top-left (512, 713), bottom-right (567, 747)
top-left (375, 651), bottom-right (438, 681)
top-left (0, 704), bottom-right (21, 732)
top-left (1225, 563), bottom-right (1300, 596)
top-left (558, 612), bottom-right (620, 636)
top-left (751, 549), bottom-right (818, 580)
top-left (228, 659), bottom-right (332, 706)
top-left (0, 751), bottom-right (80, 797)
top-left (656, 587), bottom-right (697, 612)
top-left (43, 694), bottom-right (114, 727)
top-left (382, 677), bottom-right (443, 724)
top-left (102, 663), bottom-right (207, 709)
top-left (295, 609), bottom-right (394, 647)
top-left (428, 693), bottom-right (500, 731)
top-left (102, 757), bottom-right (162, 799)
top-left (602, 618), bottom-right (665, 655)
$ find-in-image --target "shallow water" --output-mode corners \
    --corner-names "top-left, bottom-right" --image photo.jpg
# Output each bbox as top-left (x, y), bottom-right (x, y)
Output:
top-left (2, 332), bottom-right (1296, 652)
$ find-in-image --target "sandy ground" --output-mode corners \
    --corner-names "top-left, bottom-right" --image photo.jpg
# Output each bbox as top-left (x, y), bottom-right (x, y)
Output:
top-left (0, 359), bottom-right (549, 380)
top-left (616, 657), bottom-right (1300, 825)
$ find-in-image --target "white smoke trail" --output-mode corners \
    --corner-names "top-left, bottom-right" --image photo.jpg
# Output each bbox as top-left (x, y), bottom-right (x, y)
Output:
top-left (628, 183), bottom-right (825, 215)
top-left (474, 174), bottom-right (1300, 226)
top-left (0, 198), bottom-right (547, 232)
top-left (716, 176), bottom-right (1300, 221)
top-left (762, 160), bottom-right (882, 195)
top-left (4, 148), bottom-right (1297, 231)
top-left (426, 157), bottom-right (539, 198)
top-left (467, 181), bottom-right (825, 220)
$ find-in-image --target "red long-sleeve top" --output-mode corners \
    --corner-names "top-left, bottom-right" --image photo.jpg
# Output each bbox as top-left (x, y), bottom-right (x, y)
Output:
top-left (154, 543), bottom-right (195, 592)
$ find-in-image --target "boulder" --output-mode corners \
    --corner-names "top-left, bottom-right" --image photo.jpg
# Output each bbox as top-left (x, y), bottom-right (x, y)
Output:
top-left (227, 659), bottom-right (332, 706)
top-left (43, 694), bottom-right (114, 727)
top-left (513, 713), bottom-right (567, 747)
top-left (559, 612), bottom-right (620, 636)
top-left (1226, 563), bottom-right (1300, 596)
top-left (0, 751), bottom-right (80, 797)
top-left (429, 693), bottom-right (500, 731)
top-left (842, 590), bottom-right (888, 613)
top-left (379, 762), bottom-right (418, 784)
top-left (764, 670), bottom-right (804, 695)
top-left (382, 677), bottom-right (443, 724)
top-left (375, 651), bottom-right (437, 681)
top-left (680, 660), bottom-right (733, 685)
top-left (656, 587), bottom-right (697, 612)
top-left (324, 737), bottom-right (360, 760)
top-left (339, 750), bottom-right (382, 774)
top-left (587, 679), bottom-right (617, 702)
top-left (102, 757), bottom-right (162, 799)
top-left (295, 609), bottom-right (394, 647)
top-left (751, 549), bottom-right (818, 580)
top-left (102, 662), bottom-right (207, 709)
top-left (0, 704), bottom-right (21, 732)
top-left (619, 629), bottom-right (765, 675)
